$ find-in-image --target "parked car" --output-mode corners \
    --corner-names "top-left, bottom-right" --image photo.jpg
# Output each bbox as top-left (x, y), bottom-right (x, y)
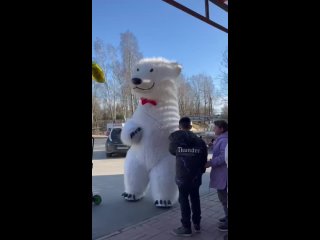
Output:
top-left (105, 127), bottom-right (130, 157)
top-left (196, 131), bottom-right (215, 148)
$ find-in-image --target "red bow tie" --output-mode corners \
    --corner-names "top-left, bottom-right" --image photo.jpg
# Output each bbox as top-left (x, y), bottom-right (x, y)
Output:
top-left (141, 98), bottom-right (157, 106)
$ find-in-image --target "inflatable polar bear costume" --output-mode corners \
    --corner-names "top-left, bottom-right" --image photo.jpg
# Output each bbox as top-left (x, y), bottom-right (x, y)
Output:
top-left (121, 57), bottom-right (181, 208)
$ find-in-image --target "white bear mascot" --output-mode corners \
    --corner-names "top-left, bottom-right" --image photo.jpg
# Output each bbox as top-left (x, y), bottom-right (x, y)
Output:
top-left (121, 57), bottom-right (181, 208)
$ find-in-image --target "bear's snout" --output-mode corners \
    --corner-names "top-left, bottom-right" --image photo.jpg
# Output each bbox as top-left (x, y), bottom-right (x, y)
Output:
top-left (132, 78), bottom-right (142, 85)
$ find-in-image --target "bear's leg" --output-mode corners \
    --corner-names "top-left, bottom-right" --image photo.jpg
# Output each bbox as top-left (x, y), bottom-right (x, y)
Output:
top-left (149, 155), bottom-right (178, 208)
top-left (122, 151), bottom-right (149, 201)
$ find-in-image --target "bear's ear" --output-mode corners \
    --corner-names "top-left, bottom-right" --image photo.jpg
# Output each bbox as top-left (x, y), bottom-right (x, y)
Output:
top-left (172, 63), bottom-right (182, 76)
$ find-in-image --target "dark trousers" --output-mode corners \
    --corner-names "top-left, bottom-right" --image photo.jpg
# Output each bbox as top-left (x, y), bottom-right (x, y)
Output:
top-left (178, 183), bottom-right (201, 229)
top-left (217, 186), bottom-right (228, 220)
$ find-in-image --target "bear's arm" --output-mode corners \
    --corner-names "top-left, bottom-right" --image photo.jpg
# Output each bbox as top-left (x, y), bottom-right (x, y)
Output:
top-left (120, 120), bottom-right (142, 146)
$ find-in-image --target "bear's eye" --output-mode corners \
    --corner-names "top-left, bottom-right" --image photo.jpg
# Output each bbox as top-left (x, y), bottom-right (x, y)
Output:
top-left (150, 68), bottom-right (154, 72)
top-left (137, 68), bottom-right (139, 71)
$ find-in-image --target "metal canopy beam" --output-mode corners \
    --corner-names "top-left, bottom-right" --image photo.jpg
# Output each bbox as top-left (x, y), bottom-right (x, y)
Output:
top-left (162, 0), bottom-right (228, 33)
top-left (209, 0), bottom-right (228, 12)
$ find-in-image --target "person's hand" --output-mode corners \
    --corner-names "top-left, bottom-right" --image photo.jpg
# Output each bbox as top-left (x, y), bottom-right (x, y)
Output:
top-left (205, 161), bottom-right (211, 168)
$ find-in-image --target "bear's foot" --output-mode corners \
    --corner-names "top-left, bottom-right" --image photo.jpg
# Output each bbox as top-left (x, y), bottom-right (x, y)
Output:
top-left (121, 192), bottom-right (143, 202)
top-left (154, 200), bottom-right (172, 208)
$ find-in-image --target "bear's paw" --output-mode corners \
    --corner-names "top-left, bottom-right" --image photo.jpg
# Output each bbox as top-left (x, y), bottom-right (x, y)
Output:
top-left (121, 192), bottom-right (143, 202)
top-left (129, 127), bottom-right (143, 143)
top-left (154, 200), bottom-right (172, 208)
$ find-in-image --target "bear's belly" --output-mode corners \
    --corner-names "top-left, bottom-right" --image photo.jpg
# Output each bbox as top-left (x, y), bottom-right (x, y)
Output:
top-left (130, 106), bottom-right (179, 170)
top-left (130, 128), bottom-right (170, 170)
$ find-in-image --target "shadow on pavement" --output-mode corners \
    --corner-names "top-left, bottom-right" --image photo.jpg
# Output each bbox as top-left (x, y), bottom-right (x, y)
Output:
top-left (92, 174), bottom-right (174, 239)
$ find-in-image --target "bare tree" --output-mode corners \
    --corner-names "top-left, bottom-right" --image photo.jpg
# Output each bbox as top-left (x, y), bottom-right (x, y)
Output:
top-left (189, 75), bottom-right (202, 115)
top-left (202, 75), bottom-right (215, 116)
top-left (93, 38), bottom-right (111, 122)
top-left (220, 104), bottom-right (228, 119)
top-left (92, 96), bottom-right (104, 134)
top-left (220, 48), bottom-right (228, 97)
top-left (120, 31), bottom-right (143, 116)
top-left (106, 44), bottom-right (122, 122)
top-left (188, 74), bottom-right (216, 117)
top-left (93, 32), bottom-right (143, 123)
top-left (210, 48), bottom-right (228, 115)
top-left (177, 74), bottom-right (194, 117)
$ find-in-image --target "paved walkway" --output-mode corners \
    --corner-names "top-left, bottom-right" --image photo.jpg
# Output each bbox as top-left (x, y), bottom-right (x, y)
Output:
top-left (96, 191), bottom-right (228, 240)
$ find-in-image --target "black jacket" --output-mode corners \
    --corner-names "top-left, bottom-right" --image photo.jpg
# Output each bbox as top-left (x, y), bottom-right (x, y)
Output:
top-left (169, 130), bottom-right (208, 186)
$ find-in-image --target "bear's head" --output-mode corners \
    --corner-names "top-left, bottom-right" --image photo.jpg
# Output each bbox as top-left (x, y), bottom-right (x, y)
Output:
top-left (130, 57), bottom-right (182, 101)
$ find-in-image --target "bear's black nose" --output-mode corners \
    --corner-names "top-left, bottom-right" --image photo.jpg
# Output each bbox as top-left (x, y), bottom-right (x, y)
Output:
top-left (132, 78), bottom-right (142, 85)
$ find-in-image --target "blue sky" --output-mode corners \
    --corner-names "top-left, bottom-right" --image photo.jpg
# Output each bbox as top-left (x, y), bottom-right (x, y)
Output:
top-left (92, 0), bottom-right (228, 93)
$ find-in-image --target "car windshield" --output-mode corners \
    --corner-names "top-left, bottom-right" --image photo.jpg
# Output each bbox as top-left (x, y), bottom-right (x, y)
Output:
top-left (110, 128), bottom-right (122, 141)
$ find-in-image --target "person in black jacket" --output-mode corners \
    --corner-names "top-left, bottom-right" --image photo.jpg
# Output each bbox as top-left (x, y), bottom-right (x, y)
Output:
top-left (169, 117), bottom-right (208, 236)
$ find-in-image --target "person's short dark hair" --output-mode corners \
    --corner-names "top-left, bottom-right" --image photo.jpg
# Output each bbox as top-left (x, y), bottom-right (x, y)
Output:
top-left (179, 117), bottom-right (192, 130)
top-left (214, 120), bottom-right (228, 132)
